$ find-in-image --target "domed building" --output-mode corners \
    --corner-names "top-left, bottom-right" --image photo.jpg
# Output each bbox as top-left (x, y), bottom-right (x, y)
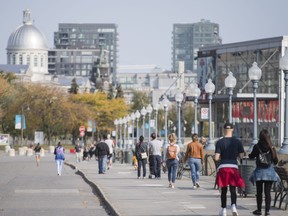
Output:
top-left (6, 9), bottom-right (50, 82)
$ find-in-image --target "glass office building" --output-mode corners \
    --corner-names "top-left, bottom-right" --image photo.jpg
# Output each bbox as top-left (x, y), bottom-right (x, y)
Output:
top-left (172, 19), bottom-right (221, 73)
top-left (197, 36), bottom-right (288, 146)
top-left (49, 23), bottom-right (118, 83)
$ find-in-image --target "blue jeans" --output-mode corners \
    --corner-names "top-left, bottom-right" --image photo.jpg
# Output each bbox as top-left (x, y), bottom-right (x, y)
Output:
top-left (137, 159), bottom-right (147, 178)
top-left (188, 157), bottom-right (201, 185)
top-left (153, 155), bottom-right (162, 178)
top-left (166, 159), bottom-right (178, 183)
top-left (56, 159), bottom-right (63, 175)
top-left (98, 155), bottom-right (108, 174)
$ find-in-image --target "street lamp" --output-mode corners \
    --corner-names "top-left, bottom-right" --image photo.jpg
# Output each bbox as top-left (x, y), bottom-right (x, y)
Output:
top-left (146, 104), bottom-right (153, 142)
top-left (135, 110), bottom-right (141, 141)
top-left (161, 96), bottom-right (169, 149)
top-left (123, 117), bottom-right (127, 149)
top-left (153, 102), bottom-right (160, 136)
top-left (225, 71), bottom-right (237, 123)
top-left (140, 107), bottom-right (147, 139)
top-left (126, 115), bottom-right (131, 150)
top-left (118, 118), bottom-right (123, 149)
top-left (130, 112), bottom-right (136, 148)
top-left (190, 83), bottom-right (201, 134)
top-left (175, 90), bottom-right (184, 148)
top-left (204, 79), bottom-right (215, 150)
top-left (279, 50), bottom-right (288, 154)
top-left (21, 104), bottom-right (30, 146)
top-left (248, 62), bottom-right (262, 152)
top-left (114, 119), bottom-right (119, 149)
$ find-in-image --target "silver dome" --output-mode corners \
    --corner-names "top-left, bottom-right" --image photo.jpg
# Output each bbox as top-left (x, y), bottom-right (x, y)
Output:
top-left (7, 9), bottom-right (48, 50)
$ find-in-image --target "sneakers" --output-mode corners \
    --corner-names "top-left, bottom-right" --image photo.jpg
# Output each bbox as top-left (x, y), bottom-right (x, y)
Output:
top-left (168, 183), bottom-right (172, 188)
top-left (231, 204), bottom-right (238, 216)
top-left (252, 210), bottom-right (262, 215)
top-left (192, 185), bottom-right (196, 189)
top-left (219, 208), bottom-right (227, 216)
top-left (195, 182), bottom-right (200, 188)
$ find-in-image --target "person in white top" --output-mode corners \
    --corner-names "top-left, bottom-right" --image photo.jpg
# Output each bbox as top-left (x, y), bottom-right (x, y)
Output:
top-left (104, 134), bottom-right (114, 170)
top-left (149, 133), bottom-right (163, 179)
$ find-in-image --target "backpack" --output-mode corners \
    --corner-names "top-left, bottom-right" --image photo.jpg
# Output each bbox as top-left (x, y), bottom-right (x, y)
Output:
top-left (167, 145), bottom-right (177, 159)
top-left (256, 144), bottom-right (271, 167)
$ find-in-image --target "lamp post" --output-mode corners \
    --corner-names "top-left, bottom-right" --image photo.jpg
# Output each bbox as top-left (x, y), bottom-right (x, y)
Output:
top-left (126, 115), bottom-right (131, 150)
top-left (248, 62), bottom-right (262, 152)
top-left (135, 110), bottom-right (141, 141)
top-left (21, 104), bottom-right (29, 146)
top-left (190, 83), bottom-right (201, 134)
top-left (225, 71), bottom-right (237, 123)
top-left (162, 96), bottom-right (169, 149)
top-left (175, 91), bottom-right (184, 148)
top-left (204, 79), bottom-right (215, 150)
top-left (279, 50), bottom-right (288, 154)
top-left (114, 119), bottom-right (119, 149)
top-left (141, 107), bottom-right (147, 139)
top-left (123, 117), bottom-right (127, 150)
top-left (153, 102), bottom-right (160, 136)
top-left (118, 118), bottom-right (123, 149)
top-left (130, 112), bottom-right (136, 148)
top-left (146, 104), bottom-right (153, 142)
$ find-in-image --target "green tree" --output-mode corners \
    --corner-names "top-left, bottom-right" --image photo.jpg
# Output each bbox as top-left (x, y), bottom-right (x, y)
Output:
top-left (68, 78), bottom-right (79, 94)
top-left (130, 90), bottom-right (150, 112)
top-left (115, 84), bottom-right (124, 98)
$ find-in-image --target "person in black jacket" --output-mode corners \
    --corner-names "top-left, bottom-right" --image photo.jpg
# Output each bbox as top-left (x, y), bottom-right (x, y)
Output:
top-left (249, 129), bottom-right (279, 216)
top-left (95, 139), bottom-right (110, 174)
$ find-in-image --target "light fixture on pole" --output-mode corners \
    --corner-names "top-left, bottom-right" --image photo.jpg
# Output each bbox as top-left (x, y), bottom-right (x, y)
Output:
top-left (146, 104), bottom-right (153, 142)
top-left (118, 118), bottom-right (123, 150)
top-left (161, 96), bottom-right (169, 149)
top-left (140, 107), bottom-right (147, 139)
top-left (190, 83), bottom-right (201, 134)
top-left (153, 102), bottom-right (160, 136)
top-left (225, 71), bottom-right (237, 123)
top-left (114, 119), bottom-right (119, 149)
top-left (248, 62), bottom-right (262, 152)
top-left (135, 110), bottom-right (141, 141)
top-left (204, 79), bottom-right (215, 150)
top-left (175, 90), bottom-right (184, 148)
top-left (279, 50), bottom-right (288, 154)
top-left (126, 115), bottom-right (131, 150)
top-left (130, 112), bottom-right (136, 148)
top-left (21, 104), bottom-right (30, 146)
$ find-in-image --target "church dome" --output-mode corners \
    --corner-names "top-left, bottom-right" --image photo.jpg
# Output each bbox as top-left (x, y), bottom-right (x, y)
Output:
top-left (7, 9), bottom-right (48, 50)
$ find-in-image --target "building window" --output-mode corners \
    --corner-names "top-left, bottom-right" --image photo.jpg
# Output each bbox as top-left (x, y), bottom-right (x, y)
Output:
top-left (34, 55), bottom-right (38, 67)
top-left (27, 55), bottom-right (30, 65)
top-left (41, 56), bottom-right (44, 67)
top-left (12, 54), bottom-right (16, 64)
top-left (19, 54), bottom-right (23, 64)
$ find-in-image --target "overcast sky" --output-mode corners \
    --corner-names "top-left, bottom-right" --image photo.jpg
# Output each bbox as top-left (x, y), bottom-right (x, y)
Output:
top-left (1, 0), bottom-right (288, 70)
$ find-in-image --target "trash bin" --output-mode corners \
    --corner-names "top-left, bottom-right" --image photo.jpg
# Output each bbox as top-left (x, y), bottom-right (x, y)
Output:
top-left (239, 159), bottom-right (256, 196)
top-left (124, 149), bottom-right (133, 164)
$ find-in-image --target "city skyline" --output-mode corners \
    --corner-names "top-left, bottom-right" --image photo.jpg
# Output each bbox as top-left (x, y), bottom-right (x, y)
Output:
top-left (1, 0), bottom-right (288, 70)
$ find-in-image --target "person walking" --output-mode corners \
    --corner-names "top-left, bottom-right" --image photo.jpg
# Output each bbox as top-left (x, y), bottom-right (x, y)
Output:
top-left (149, 133), bottom-right (163, 179)
top-left (94, 138), bottom-right (110, 174)
top-left (248, 129), bottom-right (279, 216)
top-left (135, 135), bottom-right (148, 179)
top-left (164, 133), bottom-right (180, 189)
top-left (184, 133), bottom-right (204, 188)
top-left (54, 142), bottom-right (65, 176)
top-left (75, 143), bottom-right (81, 163)
top-left (104, 134), bottom-right (115, 170)
top-left (215, 123), bottom-right (245, 216)
top-left (33, 143), bottom-right (42, 166)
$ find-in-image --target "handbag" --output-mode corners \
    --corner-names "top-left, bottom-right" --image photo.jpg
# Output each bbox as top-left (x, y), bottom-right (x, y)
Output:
top-left (140, 152), bottom-right (147, 159)
top-left (256, 144), bottom-right (271, 167)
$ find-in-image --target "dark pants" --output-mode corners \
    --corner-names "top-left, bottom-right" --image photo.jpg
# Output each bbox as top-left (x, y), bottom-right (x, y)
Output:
top-left (256, 180), bottom-right (273, 213)
top-left (137, 159), bottom-right (147, 178)
top-left (167, 159), bottom-right (178, 183)
top-left (153, 155), bottom-right (162, 178)
top-left (221, 186), bottom-right (237, 208)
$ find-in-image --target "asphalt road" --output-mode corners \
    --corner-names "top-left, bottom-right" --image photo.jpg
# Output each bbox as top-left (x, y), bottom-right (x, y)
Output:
top-left (0, 152), bottom-right (108, 216)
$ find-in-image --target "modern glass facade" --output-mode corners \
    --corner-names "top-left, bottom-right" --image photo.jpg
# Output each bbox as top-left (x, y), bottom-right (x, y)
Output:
top-left (172, 19), bottom-right (221, 73)
top-left (49, 23), bottom-right (118, 83)
top-left (197, 36), bottom-right (288, 146)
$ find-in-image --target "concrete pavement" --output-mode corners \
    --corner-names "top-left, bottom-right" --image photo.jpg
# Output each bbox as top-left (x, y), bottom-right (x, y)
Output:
top-left (65, 154), bottom-right (287, 216)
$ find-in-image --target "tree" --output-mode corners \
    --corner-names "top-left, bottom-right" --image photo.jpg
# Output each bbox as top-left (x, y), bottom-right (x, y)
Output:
top-left (68, 78), bottom-right (79, 94)
top-left (130, 90), bottom-right (150, 112)
top-left (115, 84), bottom-right (124, 98)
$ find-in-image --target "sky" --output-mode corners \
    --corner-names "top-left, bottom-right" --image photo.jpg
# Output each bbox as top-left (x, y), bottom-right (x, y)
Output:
top-left (1, 0), bottom-right (288, 70)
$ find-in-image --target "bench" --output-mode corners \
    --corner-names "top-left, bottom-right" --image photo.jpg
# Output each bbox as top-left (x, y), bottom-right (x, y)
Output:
top-left (273, 166), bottom-right (288, 210)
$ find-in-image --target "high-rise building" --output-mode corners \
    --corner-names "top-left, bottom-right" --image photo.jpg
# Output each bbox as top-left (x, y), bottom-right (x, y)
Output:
top-left (49, 23), bottom-right (118, 84)
top-left (172, 19), bottom-right (221, 73)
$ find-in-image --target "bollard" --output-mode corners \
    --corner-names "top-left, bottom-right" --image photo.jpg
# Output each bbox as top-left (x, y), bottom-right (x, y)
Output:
top-left (40, 148), bottom-right (45, 157)
top-left (5, 145), bottom-right (11, 153)
top-left (18, 147), bottom-right (26, 156)
top-left (9, 149), bottom-right (15, 157)
top-left (26, 148), bottom-right (33, 156)
top-left (49, 146), bottom-right (55, 154)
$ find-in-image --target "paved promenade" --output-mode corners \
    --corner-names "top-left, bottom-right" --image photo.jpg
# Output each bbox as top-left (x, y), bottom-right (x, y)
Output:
top-left (65, 155), bottom-right (287, 216)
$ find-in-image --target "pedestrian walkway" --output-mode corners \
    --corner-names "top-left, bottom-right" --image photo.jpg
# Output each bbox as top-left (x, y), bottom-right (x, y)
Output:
top-left (65, 156), bottom-right (287, 216)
